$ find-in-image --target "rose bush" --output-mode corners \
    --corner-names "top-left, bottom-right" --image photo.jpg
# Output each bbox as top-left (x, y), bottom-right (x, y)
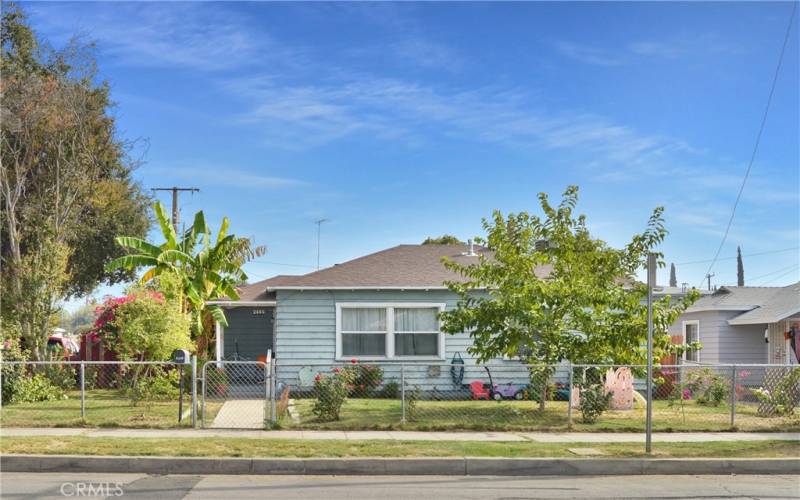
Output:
top-left (311, 367), bottom-right (354, 422)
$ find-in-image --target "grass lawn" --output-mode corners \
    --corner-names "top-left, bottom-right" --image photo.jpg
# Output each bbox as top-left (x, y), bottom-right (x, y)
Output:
top-left (288, 398), bottom-right (800, 432)
top-left (0, 389), bottom-right (222, 429)
top-left (1, 436), bottom-right (797, 459)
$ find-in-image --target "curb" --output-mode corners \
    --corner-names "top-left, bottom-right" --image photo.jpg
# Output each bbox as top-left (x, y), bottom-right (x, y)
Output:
top-left (2, 455), bottom-right (798, 476)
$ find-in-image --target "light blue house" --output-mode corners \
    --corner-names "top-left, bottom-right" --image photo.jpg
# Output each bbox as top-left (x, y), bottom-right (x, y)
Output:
top-left (211, 243), bottom-right (546, 391)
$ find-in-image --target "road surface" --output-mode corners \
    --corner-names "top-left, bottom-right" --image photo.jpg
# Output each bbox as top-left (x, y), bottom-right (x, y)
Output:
top-left (1, 473), bottom-right (798, 499)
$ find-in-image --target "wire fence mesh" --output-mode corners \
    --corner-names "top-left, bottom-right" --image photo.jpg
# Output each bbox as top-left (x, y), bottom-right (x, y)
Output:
top-left (201, 361), bottom-right (272, 429)
top-left (0, 361), bottom-right (194, 428)
top-left (272, 362), bottom-right (800, 432)
top-left (2, 359), bottom-right (798, 432)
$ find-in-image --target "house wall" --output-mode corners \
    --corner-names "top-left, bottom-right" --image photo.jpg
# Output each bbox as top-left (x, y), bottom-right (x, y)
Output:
top-left (668, 310), bottom-right (766, 365)
top-left (273, 289), bottom-right (563, 392)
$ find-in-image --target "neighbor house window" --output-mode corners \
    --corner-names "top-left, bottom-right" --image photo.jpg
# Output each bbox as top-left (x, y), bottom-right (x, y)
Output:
top-left (336, 303), bottom-right (445, 360)
top-left (683, 320), bottom-right (700, 362)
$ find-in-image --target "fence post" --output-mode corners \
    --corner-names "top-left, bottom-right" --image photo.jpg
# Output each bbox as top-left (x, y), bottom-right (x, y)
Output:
top-left (270, 361), bottom-right (277, 424)
top-left (80, 362), bottom-right (86, 419)
top-left (200, 360), bottom-right (206, 429)
top-left (567, 362), bottom-right (573, 428)
top-left (730, 365), bottom-right (737, 428)
top-left (400, 364), bottom-right (406, 424)
top-left (191, 355), bottom-right (197, 428)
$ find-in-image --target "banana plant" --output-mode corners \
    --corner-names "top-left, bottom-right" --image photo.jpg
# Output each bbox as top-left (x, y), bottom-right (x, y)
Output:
top-left (106, 202), bottom-right (265, 349)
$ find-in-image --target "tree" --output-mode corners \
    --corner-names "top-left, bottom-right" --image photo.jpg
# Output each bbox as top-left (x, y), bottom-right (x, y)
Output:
top-left (106, 202), bottom-right (265, 356)
top-left (669, 263), bottom-right (677, 287)
top-left (737, 246), bottom-right (744, 286)
top-left (422, 235), bottom-right (463, 245)
top-left (0, 5), bottom-right (149, 359)
top-left (440, 186), bottom-right (699, 406)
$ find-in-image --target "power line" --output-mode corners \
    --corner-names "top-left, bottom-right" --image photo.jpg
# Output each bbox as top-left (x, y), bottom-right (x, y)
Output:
top-left (697, 2), bottom-right (797, 288)
top-left (756, 265), bottom-right (800, 286)
top-left (676, 246), bottom-right (799, 266)
top-left (718, 262), bottom-right (800, 284)
top-left (151, 187), bottom-right (200, 232)
top-left (248, 260), bottom-right (316, 269)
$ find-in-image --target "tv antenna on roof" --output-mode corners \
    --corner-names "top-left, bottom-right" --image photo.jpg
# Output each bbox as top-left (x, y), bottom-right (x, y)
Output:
top-left (315, 218), bottom-right (329, 270)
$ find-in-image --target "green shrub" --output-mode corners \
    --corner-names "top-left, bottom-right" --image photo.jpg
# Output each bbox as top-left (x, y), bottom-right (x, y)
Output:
top-left (378, 381), bottom-right (400, 399)
top-left (311, 367), bottom-right (353, 422)
top-left (125, 369), bottom-right (180, 407)
top-left (686, 368), bottom-right (728, 406)
top-left (42, 363), bottom-right (77, 391)
top-left (753, 368), bottom-right (800, 416)
top-left (343, 362), bottom-right (383, 397)
top-left (405, 385), bottom-right (422, 422)
top-left (0, 332), bottom-right (28, 404)
top-left (12, 373), bottom-right (67, 403)
top-left (579, 384), bottom-right (612, 424)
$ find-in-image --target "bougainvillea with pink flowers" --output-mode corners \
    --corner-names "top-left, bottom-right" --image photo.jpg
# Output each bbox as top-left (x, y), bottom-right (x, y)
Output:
top-left (87, 289), bottom-right (190, 361)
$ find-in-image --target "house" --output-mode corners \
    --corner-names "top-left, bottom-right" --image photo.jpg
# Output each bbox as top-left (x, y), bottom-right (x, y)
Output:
top-left (210, 243), bottom-right (551, 391)
top-left (668, 282), bottom-right (800, 365)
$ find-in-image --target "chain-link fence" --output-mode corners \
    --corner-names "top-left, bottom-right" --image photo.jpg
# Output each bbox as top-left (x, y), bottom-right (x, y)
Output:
top-left (272, 361), bottom-right (800, 432)
top-left (0, 361), bottom-right (196, 428)
top-left (201, 360), bottom-right (273, 429)
top-left (2, 359), bottom-right (798, 432)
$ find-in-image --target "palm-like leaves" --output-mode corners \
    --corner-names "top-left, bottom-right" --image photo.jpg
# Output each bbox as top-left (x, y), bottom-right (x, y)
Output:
top-left (106, 201), bottom-right (266, 338)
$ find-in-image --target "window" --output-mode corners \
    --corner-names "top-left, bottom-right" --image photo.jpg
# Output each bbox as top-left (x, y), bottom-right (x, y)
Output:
top-left (683, 321), bottom-right (700, 362)
top-left (395, 307), bottom-right (439, 356)
top-left (336, 303), bottom-right (445, 360)
top-left (341, 308), bottom-right (387, 356)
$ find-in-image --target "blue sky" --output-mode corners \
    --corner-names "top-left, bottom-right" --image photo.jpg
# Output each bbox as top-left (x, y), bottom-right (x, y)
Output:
top-left (23, 2), bottom-right (799, 308)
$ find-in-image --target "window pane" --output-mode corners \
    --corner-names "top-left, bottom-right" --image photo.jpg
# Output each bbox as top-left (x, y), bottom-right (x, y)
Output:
top-left (395, 307), bottom-right (438, 332)
top-left (342, 333), bottom-right (386, 356)
top-left (342, 308), bottom-right (386, 331)
top-left (395, 333), bottom-right (438, 356)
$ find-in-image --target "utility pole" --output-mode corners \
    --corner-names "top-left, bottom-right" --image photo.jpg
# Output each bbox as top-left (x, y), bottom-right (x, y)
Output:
top-left (646, 253), bottom-right (656, 454)
top-left (705, 272), bottom-right (715, 291)
top-left (315, 219), bottom-right (329, 270)
top-left (152, 187), bottom-right (199, 232)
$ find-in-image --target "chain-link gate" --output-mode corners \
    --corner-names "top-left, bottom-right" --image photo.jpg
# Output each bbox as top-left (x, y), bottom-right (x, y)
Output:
top-left (201, 360), bottom-right (274, 429)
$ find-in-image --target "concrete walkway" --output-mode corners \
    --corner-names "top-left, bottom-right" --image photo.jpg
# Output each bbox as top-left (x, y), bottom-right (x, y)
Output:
top-left (2, 427), bottom-right (798, 443)
top-left (209, 400), bottom-right (265, 429)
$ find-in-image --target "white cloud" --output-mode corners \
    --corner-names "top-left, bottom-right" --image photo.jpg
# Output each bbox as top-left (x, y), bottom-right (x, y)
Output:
top-left (152, 166), bottom-right (307, 189)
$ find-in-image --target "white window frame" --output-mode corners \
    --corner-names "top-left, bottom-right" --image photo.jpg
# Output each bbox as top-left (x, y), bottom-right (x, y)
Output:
top-left (335, 302), bottom-right (446, 361)
top-left (682, 320), bottom-right (700, 363)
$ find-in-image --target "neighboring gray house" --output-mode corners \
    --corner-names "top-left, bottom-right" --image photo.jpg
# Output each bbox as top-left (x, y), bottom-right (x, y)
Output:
top-left (210, 243), bottom-right (551, 390)
top-left (668, 283), bottom-right (800, 365)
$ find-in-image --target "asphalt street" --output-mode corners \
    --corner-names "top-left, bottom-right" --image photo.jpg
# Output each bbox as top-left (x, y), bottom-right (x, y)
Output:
top-left (1, 473), bottom-right (799, 499)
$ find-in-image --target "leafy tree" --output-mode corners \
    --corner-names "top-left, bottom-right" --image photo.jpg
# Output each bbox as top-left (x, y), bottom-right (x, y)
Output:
top-left (422, 235), bottom-right (464, 245)
top-left (737, 246), bottom-right (744, 286)
top-left (0, 5), bottom-right (149, 359)
top-left (106, 202), bottom-right (265, 356)
top-left (440, 186), bottom-right (699, 407)
top-left (669, 263), bottom-right (677, 287)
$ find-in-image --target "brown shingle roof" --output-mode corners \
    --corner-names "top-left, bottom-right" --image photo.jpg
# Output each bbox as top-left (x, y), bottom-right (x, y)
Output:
top-left (237, 243), bottom-right (553, 294)
top-left (230, 244), bottom-right (553, 300)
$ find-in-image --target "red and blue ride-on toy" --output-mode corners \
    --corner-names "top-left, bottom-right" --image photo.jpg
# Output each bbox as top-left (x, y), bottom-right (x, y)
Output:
top-left (469, 367), bottom-right (527, 401)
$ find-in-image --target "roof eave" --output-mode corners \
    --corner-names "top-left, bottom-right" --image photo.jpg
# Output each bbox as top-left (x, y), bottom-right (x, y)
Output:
top-left (728, 306), bottom-right (800, 325)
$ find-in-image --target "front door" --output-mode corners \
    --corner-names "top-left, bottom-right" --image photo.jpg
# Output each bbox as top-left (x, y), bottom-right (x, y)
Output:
top-left (223, 307), bottom-right (274, 361)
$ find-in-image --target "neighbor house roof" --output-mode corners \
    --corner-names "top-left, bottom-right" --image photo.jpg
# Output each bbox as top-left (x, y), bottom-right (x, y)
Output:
top-left (685, 282), bottom-right (800, 325)
top-left (237, 244), bottom-right (552, 294)
top-left (727, 282), bottom-right (800, 325)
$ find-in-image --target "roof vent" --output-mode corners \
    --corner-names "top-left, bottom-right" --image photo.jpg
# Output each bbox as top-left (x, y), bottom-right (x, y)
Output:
top-left (463, 239), bottom-right (477, 257)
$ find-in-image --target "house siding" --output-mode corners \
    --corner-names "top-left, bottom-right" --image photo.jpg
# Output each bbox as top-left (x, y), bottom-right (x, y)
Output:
top-left (668, 310), bottom-right (766, 365)
top-left (272, 289), bottom-right (554, 391)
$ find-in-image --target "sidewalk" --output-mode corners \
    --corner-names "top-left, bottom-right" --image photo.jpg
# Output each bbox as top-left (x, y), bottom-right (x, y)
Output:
top-left (2, 427), bottom-right (798, 443)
